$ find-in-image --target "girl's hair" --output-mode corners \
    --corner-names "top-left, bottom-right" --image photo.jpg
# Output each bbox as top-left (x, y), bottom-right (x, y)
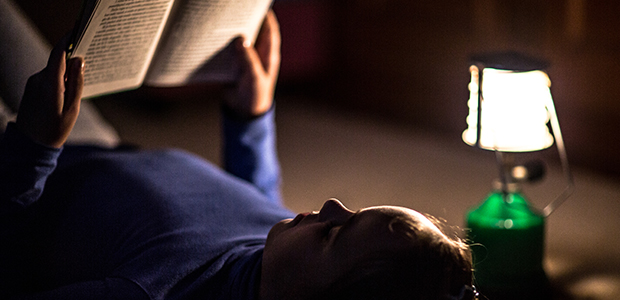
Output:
top-left (309, 214), bottom-right (476, 300)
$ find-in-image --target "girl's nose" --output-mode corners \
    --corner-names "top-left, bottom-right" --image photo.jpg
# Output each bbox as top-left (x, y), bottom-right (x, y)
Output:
top-left (318, 198), bottom-right (354, 225)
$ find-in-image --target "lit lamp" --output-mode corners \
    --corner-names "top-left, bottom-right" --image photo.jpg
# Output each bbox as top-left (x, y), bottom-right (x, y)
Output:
top-left (462, 52), bottom-right (574, 299)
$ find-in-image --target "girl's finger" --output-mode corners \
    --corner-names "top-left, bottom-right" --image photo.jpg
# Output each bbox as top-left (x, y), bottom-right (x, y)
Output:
top-left (63, 57), bottom-right (84, 115)
top-left (235, 36), bottom-right (263, 76)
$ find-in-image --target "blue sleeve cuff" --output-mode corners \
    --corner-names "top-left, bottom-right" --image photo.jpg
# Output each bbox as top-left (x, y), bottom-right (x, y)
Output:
top-left (0, 122), bottom-right (62, 209)
top-left (222, 107), bottom-right (282, 204)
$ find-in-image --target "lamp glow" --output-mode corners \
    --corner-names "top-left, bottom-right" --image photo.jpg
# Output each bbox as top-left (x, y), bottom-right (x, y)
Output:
top-left (462, 67), bottom-right (555, 152)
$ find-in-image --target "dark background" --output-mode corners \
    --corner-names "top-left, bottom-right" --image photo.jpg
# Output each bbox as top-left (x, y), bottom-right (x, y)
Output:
top-left (16, 0), bottom-right (620, 178)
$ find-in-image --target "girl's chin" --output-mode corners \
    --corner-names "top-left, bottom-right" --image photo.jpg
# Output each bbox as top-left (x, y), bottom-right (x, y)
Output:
top-left (266, 218), bottom-right (292, 243)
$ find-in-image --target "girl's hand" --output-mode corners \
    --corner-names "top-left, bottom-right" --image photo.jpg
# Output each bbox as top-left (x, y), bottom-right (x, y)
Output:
top-left (16, 36), bottom-right (84, 148)
top-left (225, 10), bottom-right (281, 119)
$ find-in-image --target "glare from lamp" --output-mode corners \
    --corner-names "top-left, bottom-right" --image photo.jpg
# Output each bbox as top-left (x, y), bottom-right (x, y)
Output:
top-left (462, 66), bottom-right (555, 152)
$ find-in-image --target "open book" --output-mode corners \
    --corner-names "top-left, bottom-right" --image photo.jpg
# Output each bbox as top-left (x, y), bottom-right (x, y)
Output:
top-left (68, 0), bottom-right (273, 98)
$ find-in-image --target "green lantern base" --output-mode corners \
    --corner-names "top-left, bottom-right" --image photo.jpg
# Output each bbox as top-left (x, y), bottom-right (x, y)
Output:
top-left (466, 191), bottom-right (552, 300)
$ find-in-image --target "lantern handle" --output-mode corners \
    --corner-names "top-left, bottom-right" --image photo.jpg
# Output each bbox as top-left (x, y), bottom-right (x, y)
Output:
top-left (542, 95), bottom-right (575, 217)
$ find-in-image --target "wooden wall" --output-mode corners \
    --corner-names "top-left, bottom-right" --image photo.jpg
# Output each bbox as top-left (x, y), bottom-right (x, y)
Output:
top-left (322, 0), bottom-right (620, 177)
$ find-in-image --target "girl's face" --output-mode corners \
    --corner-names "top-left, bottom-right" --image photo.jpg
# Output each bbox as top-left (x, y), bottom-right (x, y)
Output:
top-left (261, 199), bottom-right (446, 299)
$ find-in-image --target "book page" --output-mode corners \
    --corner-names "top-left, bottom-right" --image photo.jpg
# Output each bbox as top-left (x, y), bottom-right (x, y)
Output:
top-left (71, 0), bottom-right (175, 98)
top-left (144, 0), bottom-right (272, 86)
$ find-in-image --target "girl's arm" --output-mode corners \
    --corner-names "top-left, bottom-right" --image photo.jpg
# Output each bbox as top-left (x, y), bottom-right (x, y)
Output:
top-left (0, 36), bottom-right (84, 213)
top-left (222, 11), bottom-right (282, 204)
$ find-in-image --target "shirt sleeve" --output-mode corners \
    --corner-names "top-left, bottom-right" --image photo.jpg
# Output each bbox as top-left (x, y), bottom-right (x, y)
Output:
top-left (0, 122), bottom-right (62, 217)
top-left (222, 107), bottom-right (282, 205)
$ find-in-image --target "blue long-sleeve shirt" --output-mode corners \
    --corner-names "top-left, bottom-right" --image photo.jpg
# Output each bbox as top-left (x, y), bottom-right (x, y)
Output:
top-left (0, 109), bottom-right (294, 300)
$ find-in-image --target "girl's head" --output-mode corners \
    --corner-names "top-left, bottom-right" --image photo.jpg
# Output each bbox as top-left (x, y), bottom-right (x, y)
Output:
top-left (261, 199), bottom-right (475, 300)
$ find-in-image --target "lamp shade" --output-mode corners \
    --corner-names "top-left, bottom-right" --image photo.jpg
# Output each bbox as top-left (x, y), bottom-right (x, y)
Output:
top-left (462, 55), bottom-right (555, 152)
